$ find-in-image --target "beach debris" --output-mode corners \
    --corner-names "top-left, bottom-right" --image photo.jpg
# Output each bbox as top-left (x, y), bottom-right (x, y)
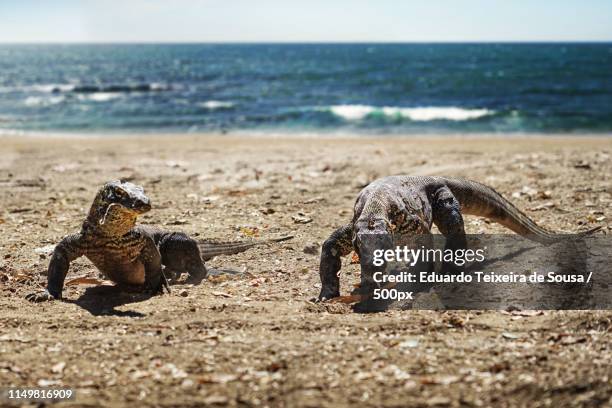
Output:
top-left (202, 395), bottom-right (229, 405)
top-left (37, 379), bottom-right (60, 387)
top-left (14, 178), bottom-right (46, 188)
top-left (34, 244), bottom-right (56, 256)
top-left (547, 333), bottom-right (587, 345)
top-left (212, 291), bottom-right (233, 298)
top-left (65, 276), bottom-right (107, 286)
top-left (9, 207), bottom-right (33, 213)
top-left (529, 202), bottom-right (555, 211)
top-left (166, 218), bottom-right (188, 225)
top-left (503, 310), bottom-right (544, 317)
top-left (239, 226), bottom-right (259, 237)
top-left (196, 373), bottom-right (238, 384)
top-left (226, 189), bottom-right (249, 196)
top-left (249, 277), bottom-right (266, 287)
top-left (303, 243), bottom-right (319, 255)
top-left (166, 160), bottom-right (188, 168)
top-left (52, 162), bottom-right (80, 173)
top-left (12, 273), bottom-right (35, 283)
top-left (51, 362), bottom-right (66, 374)
top-left (160, 363), bottom-right (188, 379)
top-left (425, 396), bottom-right (452, 406)
top-left (0, 334), bottom-right (33, 343)
top-left (178, 289), bottom-right (189, 297)
top-left (501, 332), bottom-right (523, 340)
top-left (420, 375), bottom-right (460, 386)
top-left (573, 161), bottom-right (591, 170)
top-left (330, 294), bottom-right (363, 304)
top-left (512, 185), bottom-right (537, 199)
top-left (398, 339), bottom-right (420, 349)
top-left (303, 196), bottom-right (324, 204)
top-left (586, 214), bottom-right (606, 223)
top-left (536, 190), bottom-right (553, 199)
top-left (199, 195), bottom-right (220, 203)
top-left (446, 314), bottom-right (467, 328)
top-left (292, 212), bottom-right (312, 224)
top-left (259, 207), bottom-right (275, 215)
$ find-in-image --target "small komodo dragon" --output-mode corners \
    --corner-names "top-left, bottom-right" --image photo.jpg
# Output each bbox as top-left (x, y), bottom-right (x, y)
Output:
top-left (26, 180), bottom-right (291, 302)
top-left (316, 176), bottom-right (601, 302)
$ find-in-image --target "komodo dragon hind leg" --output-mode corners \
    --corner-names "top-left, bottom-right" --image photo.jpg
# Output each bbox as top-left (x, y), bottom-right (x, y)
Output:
top-left (316, 223), bottom-right (354, 301)
top-left (158, 232), bottom-right (208, 284)
top-left (432, 186), bottom-right (467, 275)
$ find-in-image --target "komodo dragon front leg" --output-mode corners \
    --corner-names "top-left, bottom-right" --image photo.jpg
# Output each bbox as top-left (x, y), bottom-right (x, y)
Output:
top-left (139, 234), bottom-right (169, 294)
top-left (26, 234), bottom-right (84, 302)
top-left (318, 224), bottom-right (354, 301)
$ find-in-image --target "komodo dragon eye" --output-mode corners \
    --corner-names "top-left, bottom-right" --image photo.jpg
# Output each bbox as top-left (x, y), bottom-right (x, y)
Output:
top-left (106, 188), bottom-right (126, 202)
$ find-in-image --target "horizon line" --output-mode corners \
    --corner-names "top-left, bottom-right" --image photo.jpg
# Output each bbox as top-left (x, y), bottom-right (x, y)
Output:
top-left (0, 40), bottom-right (611, 45)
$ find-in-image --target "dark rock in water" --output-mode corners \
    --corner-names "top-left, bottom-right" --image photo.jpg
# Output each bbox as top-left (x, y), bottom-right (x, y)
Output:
top-left (73, 85), bottom-right (100, 94)
top-left (71, 84), bottom-right (170, 94)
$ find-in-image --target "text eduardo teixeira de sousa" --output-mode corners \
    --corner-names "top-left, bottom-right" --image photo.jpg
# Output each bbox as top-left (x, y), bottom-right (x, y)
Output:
top-left (368, 245), bottom-right (592, 301)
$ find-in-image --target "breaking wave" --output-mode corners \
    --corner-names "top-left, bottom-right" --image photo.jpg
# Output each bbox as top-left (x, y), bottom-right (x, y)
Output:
top-left (24, 95), bottom-right (66, 106)
top-left (77, 93), bottom-right (123, 102)
top-left (198, 100), bottom-right (235, 110)
top-left (323, 105), bottom-right (494, 122)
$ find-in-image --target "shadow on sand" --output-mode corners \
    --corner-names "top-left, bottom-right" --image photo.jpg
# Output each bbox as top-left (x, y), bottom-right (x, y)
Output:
top-left (64, 267), bottom-right (238, 317)
top-left (66, 285), bottom-right (155, 317)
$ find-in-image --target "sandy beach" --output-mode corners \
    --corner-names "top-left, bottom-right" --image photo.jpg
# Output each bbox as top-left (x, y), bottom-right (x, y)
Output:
top-left (1, 134), bottom-right (611, 407)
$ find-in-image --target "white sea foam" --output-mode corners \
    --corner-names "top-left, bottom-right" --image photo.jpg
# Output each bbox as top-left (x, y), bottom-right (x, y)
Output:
top-left (328, 105), bottom-right (375, 120)
top-left (149, 82), bottom-right (173, 91)
top-left (326, 105), bottom-right (493, 121)
top-left (29, 84), bottom-right (76, 93)
top-left (198, 100), bottom-right (235, 110)
top-left (24, 95), bottom-right (66, 106)
top-left (79, 93), bottom-right (122, 102)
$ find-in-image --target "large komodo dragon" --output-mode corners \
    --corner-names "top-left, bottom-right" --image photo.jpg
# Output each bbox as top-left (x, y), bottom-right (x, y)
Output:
top-left (316, 176), bottom-right (601, 302)
top-left (27, 180), bottom-right (290, 302)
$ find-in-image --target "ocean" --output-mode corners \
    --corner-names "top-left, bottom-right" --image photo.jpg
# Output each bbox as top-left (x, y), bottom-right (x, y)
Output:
top-left (0, 43), bottom-right (611, 134)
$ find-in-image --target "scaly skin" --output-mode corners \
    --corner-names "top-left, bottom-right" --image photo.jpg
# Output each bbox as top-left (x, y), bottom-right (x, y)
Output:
top-left (26, 180), bottom-right (290, 302)
top-left (317, 176), bottom-right (601, 303)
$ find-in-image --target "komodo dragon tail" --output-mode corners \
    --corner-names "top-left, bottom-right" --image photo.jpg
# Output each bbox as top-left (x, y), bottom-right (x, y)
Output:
top-left (442, 177), bottom-right (601, 244)
top-left (198, 235), bottom-right (293, 261)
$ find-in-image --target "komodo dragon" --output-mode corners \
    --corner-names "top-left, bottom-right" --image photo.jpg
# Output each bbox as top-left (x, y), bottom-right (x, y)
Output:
top-left (316, 176), bottom-right (601, 302)
top-left (26, 180), bottom-right (291, 302)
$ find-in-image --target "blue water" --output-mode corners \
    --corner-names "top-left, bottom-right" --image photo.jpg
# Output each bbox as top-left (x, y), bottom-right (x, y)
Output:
top-left (0, 43), bottom-right (611, 134)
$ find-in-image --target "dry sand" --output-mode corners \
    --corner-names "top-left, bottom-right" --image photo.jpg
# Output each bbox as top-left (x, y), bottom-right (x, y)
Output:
top-left (0, 134), bottom-right (611, 407)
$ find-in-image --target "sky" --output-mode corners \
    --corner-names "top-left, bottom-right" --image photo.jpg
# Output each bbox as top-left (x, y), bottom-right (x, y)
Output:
top-left (0, 0), bottom-right (610, 43)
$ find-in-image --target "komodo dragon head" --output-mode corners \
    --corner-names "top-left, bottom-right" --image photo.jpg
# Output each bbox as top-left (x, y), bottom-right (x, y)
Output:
top-left (85, 180), bottom-right (151, 236)
top-left (352, 193), bottom-right (429, 280)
